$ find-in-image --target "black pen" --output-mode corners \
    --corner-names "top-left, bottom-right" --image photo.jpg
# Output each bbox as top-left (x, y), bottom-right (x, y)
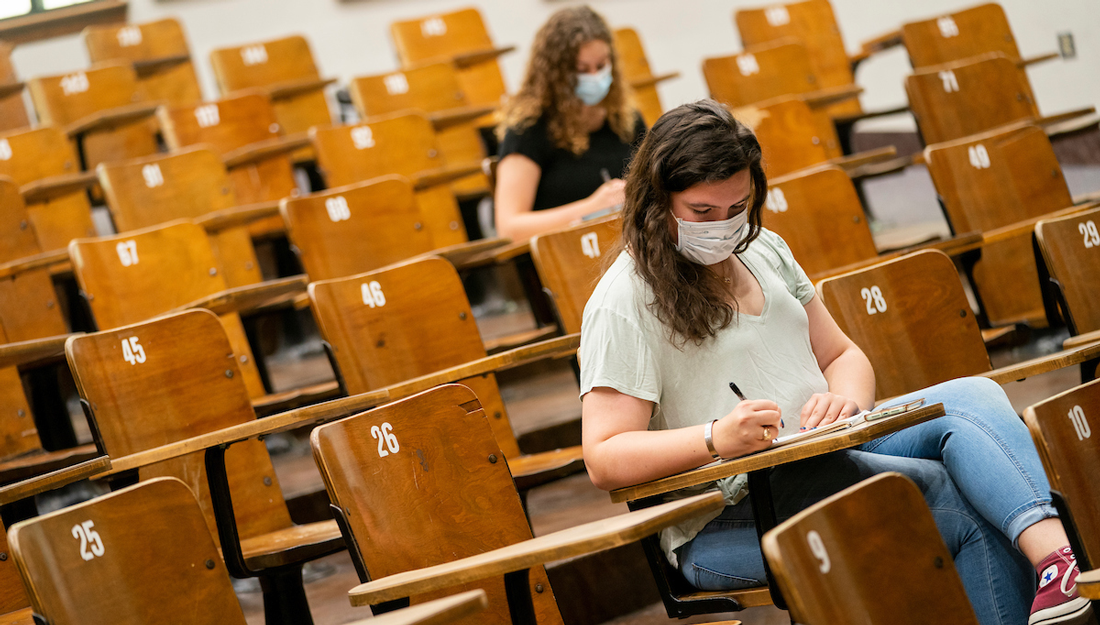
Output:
top-left (729, 382), bottom-right (784, 428)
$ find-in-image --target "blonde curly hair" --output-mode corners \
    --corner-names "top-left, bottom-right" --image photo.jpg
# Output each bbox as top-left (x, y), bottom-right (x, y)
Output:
top-left (497, 6), bottom-right (637, 155)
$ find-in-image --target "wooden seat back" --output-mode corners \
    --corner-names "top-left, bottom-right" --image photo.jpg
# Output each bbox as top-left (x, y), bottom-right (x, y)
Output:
top-left (311, 113), bottom-right (467, 245)
top-left (9, 477), bottom-right (248, 624)
top-left (0, 41), bottom-right (29, 132)
top-left (817, 250), bottom-right (991, 399)
top-left (902, 3), bottom-right (1024, 69)
top-left (158, 92), bottom-right (298, 205)
top-left (612, 27), bottom-right (665, 127)
top-left (925, 124), bottom-right (1071, 327)
top-left (390, 7), bottom-right (508, 116)
top-left (0, 322), bottom-right (42, 462)
top-left (349, 62), bottom-right (489, 198)
top-left (210, 35), bottom-right (333, 140)
top-left (26, 63), bottom-right (158, 170)
top-left (741, 96), bottom-right (841, 177)
top-left (905, 52), bottom-right (1037, 146)
top-left (0, 520), bottom-right (32, 622)
top-left (735, 0), bottom-right (861, 117)
top-left (65, 310), bottom-right (292, 544)
top-left (68, 221), bottom-right (265, 397)
top-left (1036, 206), bottom-right (1100, 336)
top-left (762, 472), bottom-right (979, 624)
top-left (0, 179), bottom-right (68, 342)
top-left (311, 384), bottom-right (562, 625)
top-left (0, 126), bottom-right (96, 251)
top-left (97, 147), bottom-right (262, 287)
top-left (1023, 378), bottom-right (1100, 568)
top-left (281, 175), bottom-right (435, 281)
top-left (529, 216), bottom-right (622, 335)
top-left (83, 18), bottom-right (203, 106)
top-left (761, 166), bottom-right (878, 277)
top-left (703, 40), bottom-right (819, 110)
top-left (308, 256), bottom-right (519, 458)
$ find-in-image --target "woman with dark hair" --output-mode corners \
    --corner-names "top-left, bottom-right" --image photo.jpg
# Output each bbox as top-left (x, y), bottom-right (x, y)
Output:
top-left (579, 99), bottom-right (1090, 625)
top-left (494, 6), bottom-right (645, 240)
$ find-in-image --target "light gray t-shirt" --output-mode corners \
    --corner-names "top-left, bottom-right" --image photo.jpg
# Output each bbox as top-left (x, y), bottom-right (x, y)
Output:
top-left (579, 228), bottom-right (827, 566)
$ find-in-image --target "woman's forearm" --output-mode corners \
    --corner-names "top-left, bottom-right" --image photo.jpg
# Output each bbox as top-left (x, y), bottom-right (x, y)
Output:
top-left (821, 346), bottom-right (877, 411)
top-left (496, 197), bottom-right (596, 240)
top-left (584, 425), bottom-right (717, 491)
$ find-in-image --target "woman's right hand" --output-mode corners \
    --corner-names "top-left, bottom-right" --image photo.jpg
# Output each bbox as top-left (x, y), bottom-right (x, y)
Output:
top-left (587, 178), bottom-right (626, 211)
top-left (712, 399), bottom-right (782, 458)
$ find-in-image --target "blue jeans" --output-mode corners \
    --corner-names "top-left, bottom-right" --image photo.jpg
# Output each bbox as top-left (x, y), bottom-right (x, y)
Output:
top-left (677, 377), bottom-right (1050, 625)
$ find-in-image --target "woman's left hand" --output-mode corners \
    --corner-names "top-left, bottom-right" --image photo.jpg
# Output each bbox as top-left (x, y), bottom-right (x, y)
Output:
top-left (799, 392), bottom-right (861, 430)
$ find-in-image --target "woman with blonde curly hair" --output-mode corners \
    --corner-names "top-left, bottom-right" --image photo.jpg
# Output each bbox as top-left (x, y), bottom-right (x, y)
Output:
top-left (494, 5), bottom-right (645, 240)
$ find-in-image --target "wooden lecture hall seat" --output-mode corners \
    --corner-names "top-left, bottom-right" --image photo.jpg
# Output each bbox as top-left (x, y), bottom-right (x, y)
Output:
top-left (900, 3), bottom-right (1059, 70)
top-left (307, 256), bottom-right (584, 492)
top-left (612, 27), bottom-right (679, 128)
top-left (762, 473), bottom-right (980, 624)
top-left (703, 41), bottom-right (827, 111)
top-left (817, 250), bottom-right (1100, 400)
top-left (529, 216), bottom-right (622, 335)
top-left (0, 41), bottom-right (30, 133)
top-left (1036, 206), bottom-right (1100, 354)
top-left (83, 17), bottom-right (204, 107)
top-left (9, 476), bottom-right (488, 625)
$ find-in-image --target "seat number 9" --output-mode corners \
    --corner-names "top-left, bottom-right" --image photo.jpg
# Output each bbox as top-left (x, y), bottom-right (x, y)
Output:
top-left (806, 530), bottom-right (830, 573)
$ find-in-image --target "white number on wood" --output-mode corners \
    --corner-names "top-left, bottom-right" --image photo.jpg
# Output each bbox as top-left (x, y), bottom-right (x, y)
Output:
top-left (1069, 405), bottom-right (1091, 441)
top-left (384, 73), bottom-right (410, 95)
top-left (60, 72), bottom-right (90, 96)
top-left (580, 232), bottom-right (600, 259)
top-left (939, 70), bottom-right (960, 93)
top-left (860, 285), bottom-right (887, 315)
top-left (116, 240), bottom-right (139, 267)
top-left (241, 44), bottom-right (268, 66)
top-left (937, 16), bottom-right (960, 38)
top-left (121, 336), bottom-right (146, 365)
top-left (765, 6), bottom-right (790, 26)
top-left (351, 126), bottom-right (375, 150)
top-left (0, 139), bottom-right (10, 161)
top-left (736, 53), bottom-right (760, 77)
top-left (371, 422), bottom-right (400, 457)
top-left (421, 17), bottom-right (447, 37)
top-left (967, 144), bottom-right (991, 169)
top-left (194, 104), bottom-right (220, 128)
top-left (71, 520), bottom-right (105, 561)
top-left (141, 163), bottom-right (164, 188)
top-left (806, 530), bottom-right (830, 573)
top-left (1079, 221), bottom-right (1100, 248)
top-left (325, 196), bottom-right (351, 222)
top-left (360, 281), bottom-right (386, 308)
top-left (116, 26), bottom-right (143, 47)
top-left (765, 188), bottom-right (788, 213)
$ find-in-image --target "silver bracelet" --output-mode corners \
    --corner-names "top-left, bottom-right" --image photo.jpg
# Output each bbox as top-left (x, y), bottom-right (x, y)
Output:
top-left (704, 419), bottom-right (722, 460)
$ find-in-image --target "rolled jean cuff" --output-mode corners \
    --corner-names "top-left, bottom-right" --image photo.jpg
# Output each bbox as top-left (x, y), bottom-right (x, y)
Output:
top-left (1006, 503), bottom-right (1058, 548)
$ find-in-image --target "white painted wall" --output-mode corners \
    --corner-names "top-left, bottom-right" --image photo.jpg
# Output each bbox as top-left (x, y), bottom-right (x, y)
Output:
top-left (9, 0), bottom-right (1099, 131)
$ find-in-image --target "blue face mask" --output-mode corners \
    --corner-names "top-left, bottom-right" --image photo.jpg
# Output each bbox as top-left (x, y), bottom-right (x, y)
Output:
top-left (575, 63), bottom-right (613, 106)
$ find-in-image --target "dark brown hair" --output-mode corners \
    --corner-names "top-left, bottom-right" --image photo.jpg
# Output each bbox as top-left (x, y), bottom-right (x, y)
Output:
top-left (621, 99), bottom-right (767, 345)
top-left (496, 5), bottom-right (636, 154)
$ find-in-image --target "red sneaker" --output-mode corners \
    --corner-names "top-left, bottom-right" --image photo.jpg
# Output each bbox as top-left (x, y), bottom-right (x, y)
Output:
top-left (1029, 547), bottom-right (1092, 625)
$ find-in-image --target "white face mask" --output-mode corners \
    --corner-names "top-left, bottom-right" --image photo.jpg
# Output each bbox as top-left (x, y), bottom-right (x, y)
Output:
top-left (575, 63), bottom-right (613, 106)
top-left (674, 211), bottom-right (750, 265)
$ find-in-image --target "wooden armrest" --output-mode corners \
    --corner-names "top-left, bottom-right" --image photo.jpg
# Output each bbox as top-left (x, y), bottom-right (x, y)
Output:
top-left (1043, 112), bottom-right (1100, 139)
top-left (1035, 107), bottom-right (1097, 129)
top-left (452, 45), bottom-right (515, 69)
top-left (629, 71), bottom-right (680, 90)
top-left (483, 326), bottom-right (559, 354)
top-left (832, 104), bottom-right (910, 125)
top-left (1018, 52), bottom-right (1060, 68)
top-left (1073, 190), bottom-right (1100, 205)
top-left (428, 105), bottom-right (498, 131)
top-left (803, 85), bottom-right (864, 109)
top-left (981, 341), bottom-right (1100, 385)
top-left (1064, 329), bottom-right (1100, 351)
top-left (265, 77), bottom-right (338, 100)
top-left (21, 170), bottom-right (98, 203)
top-left (171, 275), bottom-right (308, 316)
top-left (509, 445), bottom-right (585, 491)
top-left (0, 456), bottom-right (110, 506)
top-left (860, 29), bottom-right (903, 54)
top-left (0, 81), bottom-right (24, 99)
top-left (132, 53), bottom-right (190, 73)
top-left (347, 491), bottom-right (725, 606)
top-left (385, 334), bottom-right (579, 401)
top-left (64, 102), bottom-right (160, 137)
top-left (412, 163), bottom-right (485, 191)
top-left (848, 48), bottom-right (873, 66)
top-left (832, 146), bottom-right (898, 171)
top-left (0, 333), bottom-right (78, 369)
top-left (104, 387), bottom-right (390, 476)
top-left (981, 201), bottom-right (1100, 246)
top-left (223, 132), bottom-right (311, 169)
top-left (1079, 568), bottom-right (1100, 600)
top-left (353, 590), bottom-right (488, 625)
top-left (196, 200), bottom-right (282, 233)
top-left (429, 237), bottom-right (512, 270)
top-left (0, 248), bottom-right (69, 280)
